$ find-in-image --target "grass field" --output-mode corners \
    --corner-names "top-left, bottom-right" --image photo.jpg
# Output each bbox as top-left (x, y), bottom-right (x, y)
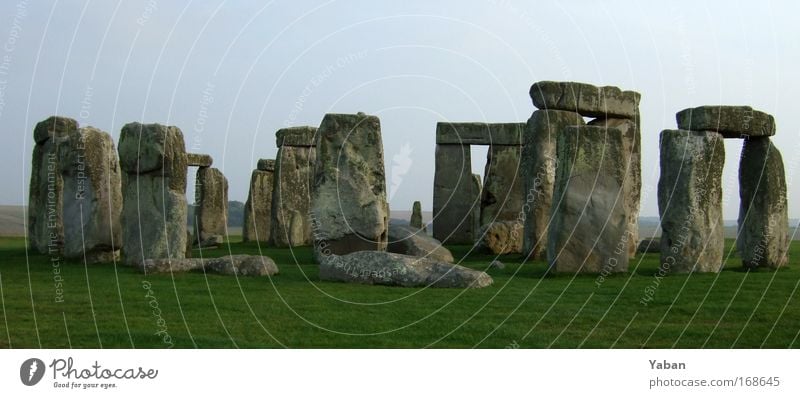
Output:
top-left (0, 236), bottom-right (798, 348)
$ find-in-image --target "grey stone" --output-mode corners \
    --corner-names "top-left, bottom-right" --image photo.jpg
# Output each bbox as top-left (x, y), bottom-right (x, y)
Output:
top-left (387, 223), bottom-right (454, 263)
top-left (276, 126), bottom-right (317, 147)
top-left (186, 153), bottom-right (213, 167)
top-left (33, 116), bottom-right (77, 145)
top-left (522, 110), bottom-right (585, 259)
top-left (242, 168), bottom-right (274, 243)
top-left (433, 144), bottom-right (479, 244)
top-left (737, 137), bottom-right (789, 269)
top-left (256, 158), bottom-right (275, 171)
top-left (529, 81), bottom-right (641, 119)
top-left (676, 106), bottom-right (775, 138)
top-left (471, 174), bottom-right (482, 241)
top-left (658, 129), bottom-right (725, 273)
top-left (588, 115), bottom-right (641, 258)
top-left (140, 258), bottom-right (200, 274)
top-left (119, 122), bottom-right (188, 266)
top-left (480, 145), bottom-right (524, 225)
top-left (410, 200), bottom-right (425, 231)
top-left (476, 221), bottom-right (523, 255)
top-left (319, 251), bottom-right (493, 288)
top-left (489, 260), bottom-right (505, 270)
top-left (140, 255), bottom-right (278, 276)
top-left (311, 113), bottom-right (389, 257)
top-left (194, 167), bottom-right (228, 246)
top-left (435, 122), bottom-right (524, 146)
top-left (547, 125), bottom-right (630, 274)
top-left (271, 143), bottom-right (315, 247)
top-left (637, 238), bottom-right (660, 254)
top-left (58, 126), bottom-right (123, 263)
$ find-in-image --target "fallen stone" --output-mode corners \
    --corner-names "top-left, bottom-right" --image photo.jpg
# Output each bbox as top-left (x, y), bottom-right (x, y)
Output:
top-left (387, 223), bottom-right (454, 263)
top-left (658, 129), bottom-right (725, 273)
top-left (637, 238), bottom-right (660, 254)
top-left (489, 260), bottom-right (505, 270)
top-left (194, 167), bottom-right (228, 246)
top-left (140, 255), bottom-right (279, 276)
top-left (737, 137), bottom-right (789, 269)
top-left (476, 221), bottom-right (523, 255)
top-left (547, 125), bottom-right (630, 274)
top-left (529, 81), bottom-right (641, 119)
top-left (676, 106), bottom-right (775, 138)
top-left (186, 153), bottom-right (213, 167)
top-left (319, 251), bottom-right (493, 288)
top-left (311, 113), bottom-right (389, 257)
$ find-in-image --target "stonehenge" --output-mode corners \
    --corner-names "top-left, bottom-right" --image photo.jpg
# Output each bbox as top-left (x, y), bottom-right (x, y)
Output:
top-left (476, 221), bottom-right (523, 255)
top-left (311, 113), bottom-right (389, 257)
top-left (387, 223), bottom-right (454, 263)
top-left (118, 122), bottom-right (188, 266)
top-left (271, 126), bottom-right (317, 247)
top-left (410, 200), bottom-right (425, 231)
top-left (194, 166), bottom-right (228, 247)
top-left (242, 159), bottom-right (274, 243)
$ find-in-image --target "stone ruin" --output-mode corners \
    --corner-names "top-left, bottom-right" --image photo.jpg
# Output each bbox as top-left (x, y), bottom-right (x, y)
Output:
top-left (242, 159), bottom-right (274, 243)
top-left (658, 106), bottom-right (787, 272)
top-left (271, 126), bottom-right (317, 247)
top-left (432, 122), bottom-right (525, 245)
top-left (194, 166), bottom-right (228, 247)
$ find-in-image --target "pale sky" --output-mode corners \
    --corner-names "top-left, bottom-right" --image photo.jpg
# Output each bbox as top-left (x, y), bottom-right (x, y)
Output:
top-left (1, 0), bottom-right (798, 219)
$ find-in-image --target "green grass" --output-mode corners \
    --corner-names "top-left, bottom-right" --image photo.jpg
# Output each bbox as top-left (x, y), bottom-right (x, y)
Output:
top-left (1, 236), bottom-right (798, 348)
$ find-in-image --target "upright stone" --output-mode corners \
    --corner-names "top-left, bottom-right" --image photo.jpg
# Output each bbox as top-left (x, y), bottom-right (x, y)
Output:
top-left (118, 122), bottom-right (188, 266)
top-left (433, 143), bottom-right (475, 244)
top-left (480, 143), bottom-right (524, 226)
top-left (522, 110), bottom-right (584, 259)
top-left (657, 130), bottom-right (725, 273)
top-left (28, 116), bottom-right (76, 254)
top-left (271, 126), bottom-right (316, 247)
top-left (547, 125), bottom-right (630, 274)
top-left (58, 126), bottom-right (123, 263)
top-left (311, 113), bottom-right (389, 257)
top-left (738, 138), bottom-right (789, 269)
top-left (243, 159), bottom-right (274, 243)
top-left (194, 167), bottom-right (228, 247)
top-left (410, 200), bottom-right (425, 231)
top-left (471, 174), bottom-right (482, 241)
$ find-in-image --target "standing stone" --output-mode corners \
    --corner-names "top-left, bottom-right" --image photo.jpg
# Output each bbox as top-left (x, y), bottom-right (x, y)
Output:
top-left (118, 122), bottom-right (188, 266)
top-left (242, 159), bottom-right (274, 243)
top-left (547, 125), bottom-right (630, 274)
top-left (657, 130), bottom-right (725, 273)
top-left (529, 81), bottom-right (641, 119)
top-left (471, 174), bottom-right (482, 241)
top-left (311, 113), bottom-right (389, 257)
top-left (433, 143), bottom-right (476, 244)
top-left (410, 200), bottom-right (425, 231)
top-left (588, 115), bottom-right (641, 257)
top-left (738, 138), bottom-right (789, 269)
top-left (194, 167), bottom-right (228, 247)
top-left (58, 126), bottom-right (123, 263)
top-left (271, 126), bottom-right (316, 247)
top-left (28, 116), bottom-right (76, 254)
top-left (522, 110), bottom-right (584, 259)
top-left (676, 106), bottom-right (775, 138)
top-left (476, 221), bottom-right (523, 255)
top-left (480, 144), bottom-right (524, 226)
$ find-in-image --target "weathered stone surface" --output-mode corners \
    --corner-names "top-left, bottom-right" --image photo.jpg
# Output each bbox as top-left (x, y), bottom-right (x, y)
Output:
top-left (242, 168), bottom-right (274, 243)
top-left (529, 81), bottom-right (641, 119)
top-left (410, 201), bottom-right (425, 231)
top-left (140, 255), bottom-right (278, 276)
top-left (476, 221), bottom-right (523, 255)
top-left (387, 223), bottom-right (454, 263)
top-left (194, 167), bottom-right (228, 246)
top-left (738, 138), bottom-right (789, 269)
top-left (311, 113), bottom-right (388, 257)
top-left (658, 130), bottom-right (725, 273)
top-left (676, 106), bottom-right (775, 138)
top-left (319, 251), bottom-right (492, 288)
top-left (522, 110), bottom-right (585, 259)
top-left (119, 122), bottom-right (188, 266)
top-left (33, 116), bottom-right (77, 145)
top-left (588, 115), bottom-right (641, 257)
top-left (489, 260), bottom-right (505, 270)
top-left (271, 144), bottom-right (315, 247)
top-left (471, 174), bottom-right (482, 241)
top-left (28, 116), bottom-right (75, 254)
top-left (480, 145), bottom-right (524, 225)
top-left (547, 125), bottom-right (630, 274)
top-left (58, 126), bottom-right (123, 262)
top-left (276, 126), bottom-right (317, 147)
top-left (433, 144), bottom-right (478, 244)
top-left (186, 153), bottom-right (213, 167)
top-left (436, 122), bottom-right (524, 146)
top-left (637, 238), bottom-right (660, 254)
top-left (256, 158), bottom-right (275, 171)
top-left (204, 255), bottom-right (279, 276)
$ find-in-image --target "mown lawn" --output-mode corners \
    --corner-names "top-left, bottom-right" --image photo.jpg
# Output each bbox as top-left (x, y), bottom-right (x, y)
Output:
top-left (0, 236), bottom-right (798, 348)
